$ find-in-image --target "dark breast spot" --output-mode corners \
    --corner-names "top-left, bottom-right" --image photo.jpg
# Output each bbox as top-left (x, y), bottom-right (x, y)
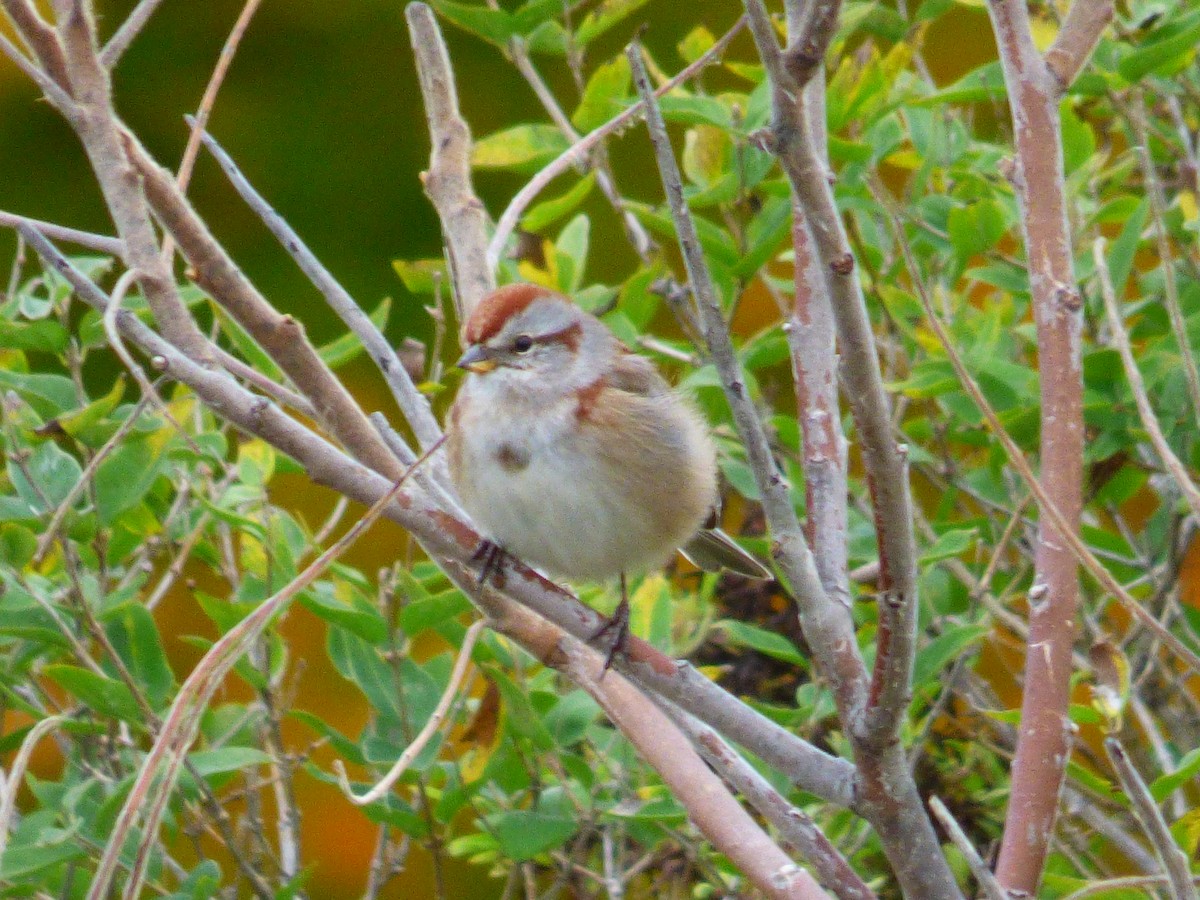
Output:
top-left (495, 443), bottom-right (530, 473)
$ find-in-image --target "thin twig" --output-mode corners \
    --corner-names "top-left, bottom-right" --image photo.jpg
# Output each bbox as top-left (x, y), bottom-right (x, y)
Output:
top-left (99, 0), bottom-right (168, 68)
top-left (487, 17), bottom-right (746, 273)
top-left (0, 209), bottom-right (122, 255)
top-left (194, 122), bottom-right (443, 452)
top-left (1095, 239), bottom-right (1200, 520)
top-left (336, 619), bottom-right (484, 804)
top-left (928, 797), bottom-right (1007, 900)
top-left (1104, 738), bottom-right (1198, 900)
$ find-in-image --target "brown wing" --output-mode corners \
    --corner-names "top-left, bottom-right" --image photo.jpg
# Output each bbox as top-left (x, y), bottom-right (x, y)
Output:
top-left (607, 349), bottom-right (670, 397)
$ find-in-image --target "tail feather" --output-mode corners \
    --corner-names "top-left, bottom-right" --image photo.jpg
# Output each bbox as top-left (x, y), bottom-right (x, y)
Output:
top-left (681, 529), bottom-right (771, 579)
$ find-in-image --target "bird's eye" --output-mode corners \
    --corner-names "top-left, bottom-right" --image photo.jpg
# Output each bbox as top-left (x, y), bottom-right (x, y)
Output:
top-left (512, 335), bottom-right (534, 353)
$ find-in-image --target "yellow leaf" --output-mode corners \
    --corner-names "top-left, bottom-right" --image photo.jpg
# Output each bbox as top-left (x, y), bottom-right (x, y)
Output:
top-left (1179, 190), bottom-right (1198, 224)
top-left (1030, 16), bottom-right (1057, 51)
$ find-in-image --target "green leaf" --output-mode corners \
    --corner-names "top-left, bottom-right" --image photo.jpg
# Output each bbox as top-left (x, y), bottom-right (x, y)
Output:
top-left (44, 665), bottom-right (142, 721)
top-left (94, 438), bottom-right (164, 525)
top-left (0, 318), bottom-right (68, 353)
top-left (488, 667), bottom-right (554, 750)
top-left (0, 369), bottom-right (77, 419)
top-left (398, 589), bottom-right (473, 635)
top-left (522, 173), bottom-right (597, 233)
top-left (211, 305), bottom-right (283, 383)
top-left (187, 746), bottom-right (273, 778)
top-left (553, 214), bottom-right (590, 292)
top-left (947, 199), bottom-right (1008, 264)
top-left (1106, 198), bottom-right (1148, 298)
top-left (1149, 747), bottom-right (1200, 802)
top-left (301, 582), bottom-right (388, 644)
top-left (912, 624), bottom-right (989, 686)
top-left (472, 125), bottom-right (569, 173)
top-left (657, 94), bottom-right (732, 129)
top-left (1060, 101), bottom-right (1096, 174)
top-left (572, 55), bottom-right (630, 133)
top-left (9, 440), bottom-right (82, 512)
top-left (0, 840), bottom-right (86, 880)
top-left (0, 523), bottom-right (37, 569)
top-left (920, 527), bottom-right (979, 564)
top-left (55, 376), bottom-right (126, 440)
top-left (428, 0), bottom-right (516, 45)
top-left (393, 258), bottom-right (448, 295)
top-left (574, 0), bottom-right (652, 46)
top-left (1117, 11), bottom-right (1200, 82)
top-left (714, 619), bottom-right (808, 667)
top-left (103, 602), bottom-right (175, 710)
top-left (486, 809), bottom-right (578, 860)
top-left (317, 298), bottom-right (391, 369)
top-left (917, 61), bottom-right (1006, 106)
top-left (677, 25), bottom-right (715, 64)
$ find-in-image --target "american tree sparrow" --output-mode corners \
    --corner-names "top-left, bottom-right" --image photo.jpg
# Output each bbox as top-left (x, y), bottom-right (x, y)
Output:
top-left (446, 284), bottom-right (769, 664)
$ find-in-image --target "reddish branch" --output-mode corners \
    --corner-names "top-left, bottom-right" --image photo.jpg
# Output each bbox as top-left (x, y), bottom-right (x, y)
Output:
top-left (984, 0), bottom-right (1112, 893)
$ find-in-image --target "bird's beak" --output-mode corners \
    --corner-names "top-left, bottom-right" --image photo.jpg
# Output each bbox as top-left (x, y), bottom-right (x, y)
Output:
top-left (456, 344), bottom-right (498, 374)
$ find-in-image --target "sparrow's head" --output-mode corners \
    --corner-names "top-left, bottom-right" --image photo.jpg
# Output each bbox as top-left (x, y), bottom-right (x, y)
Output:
top-left (456, 284), bottom-right (611, 389)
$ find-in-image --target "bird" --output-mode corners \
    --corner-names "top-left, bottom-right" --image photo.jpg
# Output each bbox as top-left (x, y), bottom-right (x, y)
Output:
top-left (445, 283), bottom-right (769, 667)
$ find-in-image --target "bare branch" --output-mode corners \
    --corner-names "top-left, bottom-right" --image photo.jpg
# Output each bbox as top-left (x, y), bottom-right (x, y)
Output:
top-left (781, 0), bottom-right (842, 88)
top-left (664, 703), bottom-right (877, 900)
top-left (928, 797), bottom-right (1008, 900)
top-left (0, 0), bottom-right (72, 93)
top-left (1095, 239), bottom-right (1200, 521)
top-left (336, 618), bottom-right (483, 805)
top-left (1044, 0), bottom-right (1113, 90)
top-left (488, 17), bottom-right (746, 273)
top-left (984, 0), bottom-right (1088, 887)
top-left (99, 0), bottom-right (168, 68)
top-left (405, 2), bottom-right (494, 320)
top-left (0, 208), bottom-right (122, 255)
top-left (194, 122), bottom-right (444, 452)
top-left (743, 0), bottom-right (919, 746)
top-left (123, 131), bottom-right (404, 480)
top-left (1104, 738), bottom-right (1198, 900)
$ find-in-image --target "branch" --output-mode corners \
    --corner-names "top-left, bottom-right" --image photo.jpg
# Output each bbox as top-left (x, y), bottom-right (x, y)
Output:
top-left (194, 123), bottom-right (444, 452)
top-left (0, 208), bottom-right (122, 255)
top-left (663, 703), bottom-right (876, 900)
top-left (787, 77), bottom-right (850, 608)
top-left (479, 595), bottom-right (832, 900)
top-left (122, 131), bottom-right (404, 480)
top-left (99, 0), bottom-right (168, 68)
top-left (50, 0), bottom-right (215, 363)
top-left (488, 16), bottom-right (746, 273)
top-left (781, 0), bottom-right (842, 88)
top-left (627, 41), bottom-right (869, 724)
top-left (1095, 240), bottom-right (1200, 521)
top-left (405, 2), bottom-right (494, 320)
top-left (743, 0), bottom-right (918, 747)
top-left (1104, 738), bottom-right (1198, 900)
top-left (928, 797), bottom-right (1008, 900)
top-left (984, 0), bottom-right (1087, 888)
top-left (24, 225), bottom-right (858, 814)
top-left (1044, 0), bottom-right (1114, 90)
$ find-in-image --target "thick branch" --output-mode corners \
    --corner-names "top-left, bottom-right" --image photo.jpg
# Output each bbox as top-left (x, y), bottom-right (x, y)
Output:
top-left (986, 0), bottom-right (1084, 891)
top-left (743, 0), bottom-right (918, 748)
top-left (1044, 0), bottom-right (1113, 90)
top-left (405, 2), bottom-right (494, 321)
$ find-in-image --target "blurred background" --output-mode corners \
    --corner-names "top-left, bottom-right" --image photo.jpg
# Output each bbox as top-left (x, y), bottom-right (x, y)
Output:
top-left (0, 1), bottom-right (995, 895)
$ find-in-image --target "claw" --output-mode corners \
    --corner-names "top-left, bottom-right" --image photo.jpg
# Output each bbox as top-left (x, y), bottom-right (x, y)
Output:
top-left (589, 572), bottom-right (630, 674)
top-left (471, 539), bottom-right (507, 586)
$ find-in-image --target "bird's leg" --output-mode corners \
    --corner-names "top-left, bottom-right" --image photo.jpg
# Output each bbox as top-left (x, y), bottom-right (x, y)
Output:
top-left (590, 571), bottom-right (631, 673)
top-left (471, 539), bottom-right (508, 586)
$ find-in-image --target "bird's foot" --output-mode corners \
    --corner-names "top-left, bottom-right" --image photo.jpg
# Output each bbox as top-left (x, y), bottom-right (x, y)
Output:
top-left (589, 594), bottom-right (630, 675)
top-left (471, 539), bottom-right (508, 586)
